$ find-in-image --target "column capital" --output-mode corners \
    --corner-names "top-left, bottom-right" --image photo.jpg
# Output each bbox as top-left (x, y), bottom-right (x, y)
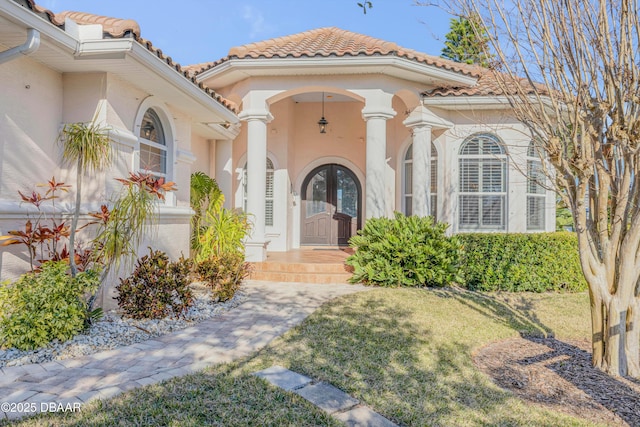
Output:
top-left (362, 107), bottom-right (396, 121)
top-left (238, 109), bottom-right (274, 123)
top-left (403, 105), bottom-right (452, 129)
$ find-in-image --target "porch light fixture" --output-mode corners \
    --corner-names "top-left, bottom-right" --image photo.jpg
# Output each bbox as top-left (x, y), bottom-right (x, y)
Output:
top-left (318, 92), bottom-right (328, 134)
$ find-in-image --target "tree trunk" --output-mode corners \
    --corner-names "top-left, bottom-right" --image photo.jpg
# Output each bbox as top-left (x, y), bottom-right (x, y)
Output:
top-left (625, 299), bottom-right (640, 377)
top-left (68, 159), bottom-right (81, 278)
top-left (605, 298), bottom-right (622, 375)
top-left (602, 296), bottom-right (640, 377)
top-left (589, 290), bottom-right (606, 369)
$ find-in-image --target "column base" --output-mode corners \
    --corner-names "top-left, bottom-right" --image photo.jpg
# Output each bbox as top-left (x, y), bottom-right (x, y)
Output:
top-left (244, 240), bottom-right (270, 262)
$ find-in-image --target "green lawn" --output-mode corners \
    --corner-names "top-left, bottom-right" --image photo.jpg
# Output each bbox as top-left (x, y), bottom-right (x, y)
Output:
top-left (4, 288), bottom-right (603, 427)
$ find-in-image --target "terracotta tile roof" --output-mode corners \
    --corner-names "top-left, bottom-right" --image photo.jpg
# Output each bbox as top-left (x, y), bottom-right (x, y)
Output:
top-left (14, 0), bottom-right (237, 113)
top-left (425, 68), bottom-right (546, 98)
top-left (56, 11), bottom-right (140, 38)
top-left (186, 27), bottom-right (483, 78)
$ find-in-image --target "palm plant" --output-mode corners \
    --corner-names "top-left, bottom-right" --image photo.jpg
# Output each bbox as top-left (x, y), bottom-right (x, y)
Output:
top-left (195, 193), bottom-right (249, 263)
top-left (189, 172), bottom-right (249, 262)
top-left (190, 171), bottom-right (219, 212)
top-left (58, 121), bottom-right (113, 277)
top-left (88, 173), bottom-right (176, 310)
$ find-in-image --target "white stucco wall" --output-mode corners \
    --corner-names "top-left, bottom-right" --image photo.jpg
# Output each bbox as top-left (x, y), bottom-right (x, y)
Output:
top-left (0, 56), bottom-right (64, 279)
top-left (431, 108), bottom-right (555, 234)
top-left (1, 65), bottom-right (199, 286)
top-left (191, 134), bottom-right (211, 176)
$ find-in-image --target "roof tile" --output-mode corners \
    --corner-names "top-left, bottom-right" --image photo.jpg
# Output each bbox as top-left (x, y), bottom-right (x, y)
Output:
top-left (425, 69), bottom-right (546, 98)
top-left (56, 10), bottom-right (140, 38)
top-left (187, 27), bottom-right (483, 79)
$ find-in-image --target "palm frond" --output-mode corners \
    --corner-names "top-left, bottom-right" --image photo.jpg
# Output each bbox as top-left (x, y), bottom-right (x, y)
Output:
top-left (59, 122), bottom-right (114, 173)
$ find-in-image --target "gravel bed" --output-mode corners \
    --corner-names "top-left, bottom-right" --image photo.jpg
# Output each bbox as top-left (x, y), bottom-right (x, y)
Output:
top-left (0, 286), bottom-right (247, 368)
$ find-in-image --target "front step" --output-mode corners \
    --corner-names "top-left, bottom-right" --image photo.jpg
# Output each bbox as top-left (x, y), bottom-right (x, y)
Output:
top-left (249, 261), bottom-right (353, 284)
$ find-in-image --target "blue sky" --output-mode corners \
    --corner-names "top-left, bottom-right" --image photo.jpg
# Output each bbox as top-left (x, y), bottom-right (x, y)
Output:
top-left (37, 0), bottom-right (454, 66)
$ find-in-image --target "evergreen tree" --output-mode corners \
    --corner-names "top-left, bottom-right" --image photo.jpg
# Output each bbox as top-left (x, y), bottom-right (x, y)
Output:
top-left (441, 15), bottom-right (494, 67)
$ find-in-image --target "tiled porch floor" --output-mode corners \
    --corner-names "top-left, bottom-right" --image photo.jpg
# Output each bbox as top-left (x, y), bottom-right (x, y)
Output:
top-left (264, 248), bottom-right (352, 264)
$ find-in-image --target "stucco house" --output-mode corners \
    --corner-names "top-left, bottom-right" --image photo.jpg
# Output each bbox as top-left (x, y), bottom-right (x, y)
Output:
top-left (0, 0), bottom-right (238, 282)
top-left (1, 0), bottom-right (555, 280)
top-left (187, 28), bottom-right (556, 261)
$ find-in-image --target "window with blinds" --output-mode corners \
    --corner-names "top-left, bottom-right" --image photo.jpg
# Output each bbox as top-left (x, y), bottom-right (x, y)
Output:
top-left (458, 134), bottom-right (507, 230)
top-left (243, 158), bottom-right (275, 226)
top-left (403, 143), bottom-right (438, 218)
top-left (527, 141), bottom-right (546, 230)
top-left (139, 108), bottom-right (167, 177)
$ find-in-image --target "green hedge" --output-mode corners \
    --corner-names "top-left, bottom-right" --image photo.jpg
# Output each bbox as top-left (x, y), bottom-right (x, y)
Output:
top-left (346, 213), bottom-right (462, 287)
top-left (458, 232), bottom-right (587, 292)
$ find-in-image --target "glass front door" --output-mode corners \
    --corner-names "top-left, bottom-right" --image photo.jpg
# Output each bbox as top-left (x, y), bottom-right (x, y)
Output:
top-left (301, 164), bottom-right (361, 245)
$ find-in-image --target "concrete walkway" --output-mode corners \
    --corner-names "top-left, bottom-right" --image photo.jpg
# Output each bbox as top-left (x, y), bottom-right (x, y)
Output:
top-left (254, 366), bottom-right (397, 427)
top-left (0, 280), bottom-right (367, 421)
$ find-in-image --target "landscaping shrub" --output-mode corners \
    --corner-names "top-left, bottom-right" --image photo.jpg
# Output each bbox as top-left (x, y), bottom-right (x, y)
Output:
top-left (0, 262), bottom-right (99, 351)
top-left (196, 251), bottom-right (251, 301)
top-left (116, 249), bottom-right (193, 319)
top-left (346, 212), bottom-right (462, 287)
top-left (190, 172), bottom-right (250, 263)
top-left (458, 232), bottom-right (587, 292)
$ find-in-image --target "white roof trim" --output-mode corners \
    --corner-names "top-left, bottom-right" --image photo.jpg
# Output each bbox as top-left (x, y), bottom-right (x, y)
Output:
top-left (0, 1), bottom-right (77, 52)
top-left (129, 43), bottom-right (238, 123)
top-left (423, 96), bottom-right (513, 110)
top-left (1, 1), bottom-right (237, 123)
top-left (197, 56), bottom-right (478, 88)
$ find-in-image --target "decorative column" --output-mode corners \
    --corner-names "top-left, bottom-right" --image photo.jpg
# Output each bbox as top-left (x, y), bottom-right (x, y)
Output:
top-left (238, 109), bottom-right (273, 261)
top-left (403, 105), bottom-right (453, 218)
top-left (362, 94), bottom-right (396, 219)
top-left (214, 139), bottom-right (233, 210)
top-left (409, 124), bottom-right (433, 217)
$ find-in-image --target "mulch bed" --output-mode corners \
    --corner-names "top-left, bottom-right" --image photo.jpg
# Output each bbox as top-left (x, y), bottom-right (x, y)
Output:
top-left (473, 337), bottom-right (640, 426)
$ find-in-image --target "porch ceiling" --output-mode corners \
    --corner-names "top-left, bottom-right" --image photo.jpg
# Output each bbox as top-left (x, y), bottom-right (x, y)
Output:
top-left (290, 92), bottom-right (355, 103)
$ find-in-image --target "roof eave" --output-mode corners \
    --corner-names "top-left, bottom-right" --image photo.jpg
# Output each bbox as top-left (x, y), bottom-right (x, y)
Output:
top-left (1, 0), bottom-right (77, 53)
top-left (196, 56), bottom-right (478, 89)
top-left (423, 95), bottom-right (514, 110)
top-left (128, 42), bottom-right (239, 123)
top-left (2, 1), bottom-right (237, 124)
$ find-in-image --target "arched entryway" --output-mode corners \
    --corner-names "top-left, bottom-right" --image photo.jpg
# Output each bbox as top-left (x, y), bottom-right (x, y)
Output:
top-left (300, 164), bottom-right (362, 246)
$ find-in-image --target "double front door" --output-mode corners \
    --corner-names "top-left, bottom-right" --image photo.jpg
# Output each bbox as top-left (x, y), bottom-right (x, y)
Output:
top-left (301, 164), bottom-right (361, 246)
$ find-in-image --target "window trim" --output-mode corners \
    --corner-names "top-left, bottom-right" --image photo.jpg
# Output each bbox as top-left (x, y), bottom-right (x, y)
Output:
top-left (139, 108), bottom-right (168, 178)
top-left (458, 133), bottom-right (508, 231)
top-left (133, 98), bottom-right (175, 182)
top-left (526, 140), bottom-right (546, 231)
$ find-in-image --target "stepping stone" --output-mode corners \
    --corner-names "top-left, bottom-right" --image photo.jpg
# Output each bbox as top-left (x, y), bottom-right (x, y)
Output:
top-left (335, 406), bottom-right (398, 427)
top-left (252, 366), bottom-right (312, 391)
top-left (294, 382), bottom-right (359, 414)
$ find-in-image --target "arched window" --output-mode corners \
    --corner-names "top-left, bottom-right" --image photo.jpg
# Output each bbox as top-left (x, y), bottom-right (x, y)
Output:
top-left (527, 141), bottom-right (546, 230)
top-left (458, 134), bottom-right (507, 230)
top-left (403, 143), bottom-right (438, 218)
top-left (243, 158), bottom-right (275, 227)
top-left (138, 108), bottom-right (167, 177)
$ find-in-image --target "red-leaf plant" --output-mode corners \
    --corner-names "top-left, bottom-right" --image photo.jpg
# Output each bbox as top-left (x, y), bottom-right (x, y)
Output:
top-left (1, 173), bottom-right (176, 275)
top-left (0, 177), bottom-right (75, 271)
